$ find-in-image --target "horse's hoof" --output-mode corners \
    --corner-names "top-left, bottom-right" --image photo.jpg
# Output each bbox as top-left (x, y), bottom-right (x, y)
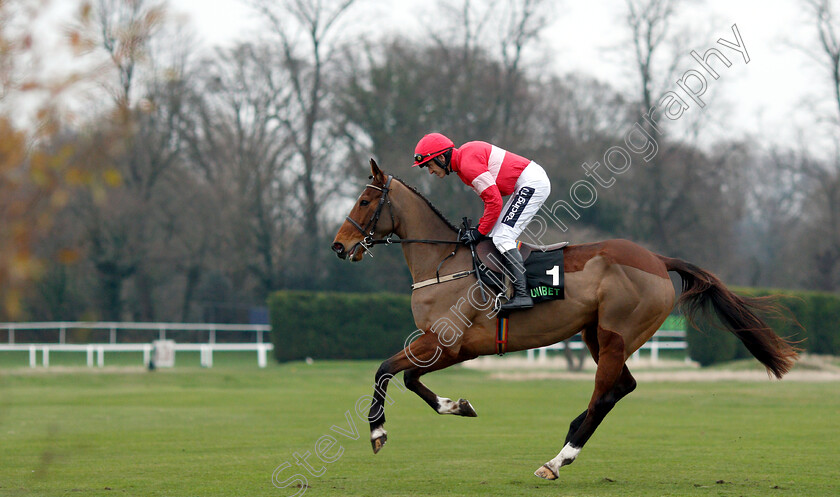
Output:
top-left (371, 434), bottom-right (387, 454)
top-left (458, 399), bottom-right (478, 417)
top-left (534, 464), bottom-right (558, 480)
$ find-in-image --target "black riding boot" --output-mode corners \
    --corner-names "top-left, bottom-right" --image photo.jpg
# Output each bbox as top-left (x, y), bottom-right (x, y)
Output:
top-left (500, 249), bottom-right (533, 313)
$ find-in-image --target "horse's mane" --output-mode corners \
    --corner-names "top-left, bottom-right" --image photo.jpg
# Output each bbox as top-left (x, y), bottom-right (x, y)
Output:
top-left (391, 176), bottom-right (459, 233)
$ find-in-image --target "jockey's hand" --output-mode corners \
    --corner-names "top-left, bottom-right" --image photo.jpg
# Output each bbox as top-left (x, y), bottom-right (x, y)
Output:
top-left (460, 227), bottom-right (486, 245)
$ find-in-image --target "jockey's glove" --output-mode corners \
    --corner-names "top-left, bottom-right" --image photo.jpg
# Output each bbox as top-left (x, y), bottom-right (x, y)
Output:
top-left (460, 227), bottom-right (486, 245)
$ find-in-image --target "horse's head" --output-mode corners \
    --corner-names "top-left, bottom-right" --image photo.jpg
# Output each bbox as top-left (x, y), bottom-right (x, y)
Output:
top-left (332, 159), bottom-right (396, 261)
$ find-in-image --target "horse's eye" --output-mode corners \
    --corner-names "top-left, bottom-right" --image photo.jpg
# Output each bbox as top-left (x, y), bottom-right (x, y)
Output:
top-left (360, 199), bottom-right (370, 206)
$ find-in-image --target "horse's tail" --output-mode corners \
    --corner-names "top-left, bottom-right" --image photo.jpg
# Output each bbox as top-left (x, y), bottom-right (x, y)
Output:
top-left (657, 255), bottom-right (799, 379)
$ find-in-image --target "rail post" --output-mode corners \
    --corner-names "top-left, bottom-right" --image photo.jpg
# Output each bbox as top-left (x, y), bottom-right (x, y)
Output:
top-left (257, 344), bottom-right (267, 368)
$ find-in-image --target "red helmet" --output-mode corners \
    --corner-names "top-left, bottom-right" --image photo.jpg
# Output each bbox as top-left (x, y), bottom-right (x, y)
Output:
top-left (413, 133), bottom-right (454, 167)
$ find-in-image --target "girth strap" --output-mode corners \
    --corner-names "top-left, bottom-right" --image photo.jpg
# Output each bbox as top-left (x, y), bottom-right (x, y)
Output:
top-left (496, 316), bottom-right (510, 355)
top-left (411, 270), bottom-right (475, 290)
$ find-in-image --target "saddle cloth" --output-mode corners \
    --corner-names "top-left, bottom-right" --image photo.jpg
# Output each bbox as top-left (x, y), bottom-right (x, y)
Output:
top-left (475, 240), bottom-right (567, 303)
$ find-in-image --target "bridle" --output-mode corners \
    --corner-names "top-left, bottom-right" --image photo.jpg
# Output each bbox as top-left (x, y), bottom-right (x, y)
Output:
top-left (343, 174), bottom-right (488, 298)
top-left (344, 175), bottom-right (461, 248)
top-left (344, 176), bottom-right (396, 247)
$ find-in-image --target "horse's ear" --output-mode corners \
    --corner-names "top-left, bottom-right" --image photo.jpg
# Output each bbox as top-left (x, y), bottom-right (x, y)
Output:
top-left (369, 158), bottom-right (385, 184)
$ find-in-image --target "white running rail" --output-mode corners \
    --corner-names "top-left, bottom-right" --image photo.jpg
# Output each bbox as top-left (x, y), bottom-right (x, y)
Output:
top-left (0, 322), bottom-right (272, 368)
top-left (526, 330), bottom-right (688, 363)
top-left (0, 321), bottom-right (270, 345)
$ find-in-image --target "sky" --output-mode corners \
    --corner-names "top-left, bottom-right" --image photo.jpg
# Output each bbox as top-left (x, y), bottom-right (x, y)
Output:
top-left (164, 0), bottom-right (834, 154)
top-left (13, 0), bottom-right (833, 155)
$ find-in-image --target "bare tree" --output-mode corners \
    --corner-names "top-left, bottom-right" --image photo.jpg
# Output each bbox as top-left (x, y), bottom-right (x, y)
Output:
top-left (792, 0), bottom-right (840, 289)
top-left (68, 0), bottom-right (195, 320)
top-left (429, 0), bottom-right (551, 144)
top-left (497, 0), bottom-right (551, 142)
top-left (96, 0), bottom-right (166, 108)
top-left (803, 0), bottom-right (840, 127)
top-left (250, 0), bottom-right (358, 285)
top-left (625, 0), bottom-right (680, 132)
top-left (183, 42), bottom-right (296, 294)
top-left (622, 0), bottom-right (685, 252)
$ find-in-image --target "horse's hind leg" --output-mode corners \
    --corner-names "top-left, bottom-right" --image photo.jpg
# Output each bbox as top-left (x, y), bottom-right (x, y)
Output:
top-left (535, 325), bottom-right (637, 480)
top-left (368, 332), bottom-right (447, 454)
top-left (561, 325), bottom-right (600, 445)
top-left (560, 325), bottom-right (636, 446)
top-left (404, 350), bottom-right (478, 417)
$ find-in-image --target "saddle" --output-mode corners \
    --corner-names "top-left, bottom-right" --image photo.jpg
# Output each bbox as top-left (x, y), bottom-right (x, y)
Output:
top-left (473, 239), bottom-right (568, 303)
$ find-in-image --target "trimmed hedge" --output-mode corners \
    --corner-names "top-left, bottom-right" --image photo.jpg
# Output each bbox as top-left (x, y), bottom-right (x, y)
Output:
top-left (269, 286), bottom-right (840, 366)
top-left (268, 290), bottom-right (414, 363)
top-left (686, 286), bottom-right (840, 366)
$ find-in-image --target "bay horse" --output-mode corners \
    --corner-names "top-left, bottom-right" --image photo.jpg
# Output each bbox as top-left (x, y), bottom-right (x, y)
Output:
top-left (331, 159), bottom-right (798, 480)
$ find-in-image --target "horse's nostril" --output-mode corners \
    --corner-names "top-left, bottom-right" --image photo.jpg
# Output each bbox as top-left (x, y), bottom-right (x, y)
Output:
top-left (332, 242), bottom-right (345, 254)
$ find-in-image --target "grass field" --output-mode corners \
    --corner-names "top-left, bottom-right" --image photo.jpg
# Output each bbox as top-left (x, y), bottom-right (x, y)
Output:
top-left (1, 359), bottom-right (838, 497)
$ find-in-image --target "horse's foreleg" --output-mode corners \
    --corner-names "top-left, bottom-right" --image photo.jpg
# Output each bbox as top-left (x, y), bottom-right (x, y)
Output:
top-left (368, 332), bottom-right (446, 454)
top-left (535, 326), bottom-right (637, 480)
top-left (404, 352), bottom-right (477, 417)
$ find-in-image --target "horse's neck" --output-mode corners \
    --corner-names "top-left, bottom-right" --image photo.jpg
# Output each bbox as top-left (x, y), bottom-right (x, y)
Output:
top-left (392, 183), bottom-right (467, 282)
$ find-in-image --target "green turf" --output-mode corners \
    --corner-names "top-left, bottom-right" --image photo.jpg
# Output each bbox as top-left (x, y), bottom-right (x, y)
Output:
top-left (0, 361), bottom-right (837, 496)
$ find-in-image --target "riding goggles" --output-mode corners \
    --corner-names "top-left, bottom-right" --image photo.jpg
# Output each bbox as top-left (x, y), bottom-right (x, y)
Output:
top-left (414, 147), bottom-right (452, 167)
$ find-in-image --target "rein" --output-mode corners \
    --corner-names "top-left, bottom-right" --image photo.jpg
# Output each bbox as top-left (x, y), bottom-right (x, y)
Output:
top-left (365, 237), bottom-right (459, 246)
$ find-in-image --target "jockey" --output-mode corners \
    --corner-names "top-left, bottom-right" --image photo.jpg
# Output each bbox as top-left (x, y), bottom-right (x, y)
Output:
top-left (413, 132), bottom-right (552, 312)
